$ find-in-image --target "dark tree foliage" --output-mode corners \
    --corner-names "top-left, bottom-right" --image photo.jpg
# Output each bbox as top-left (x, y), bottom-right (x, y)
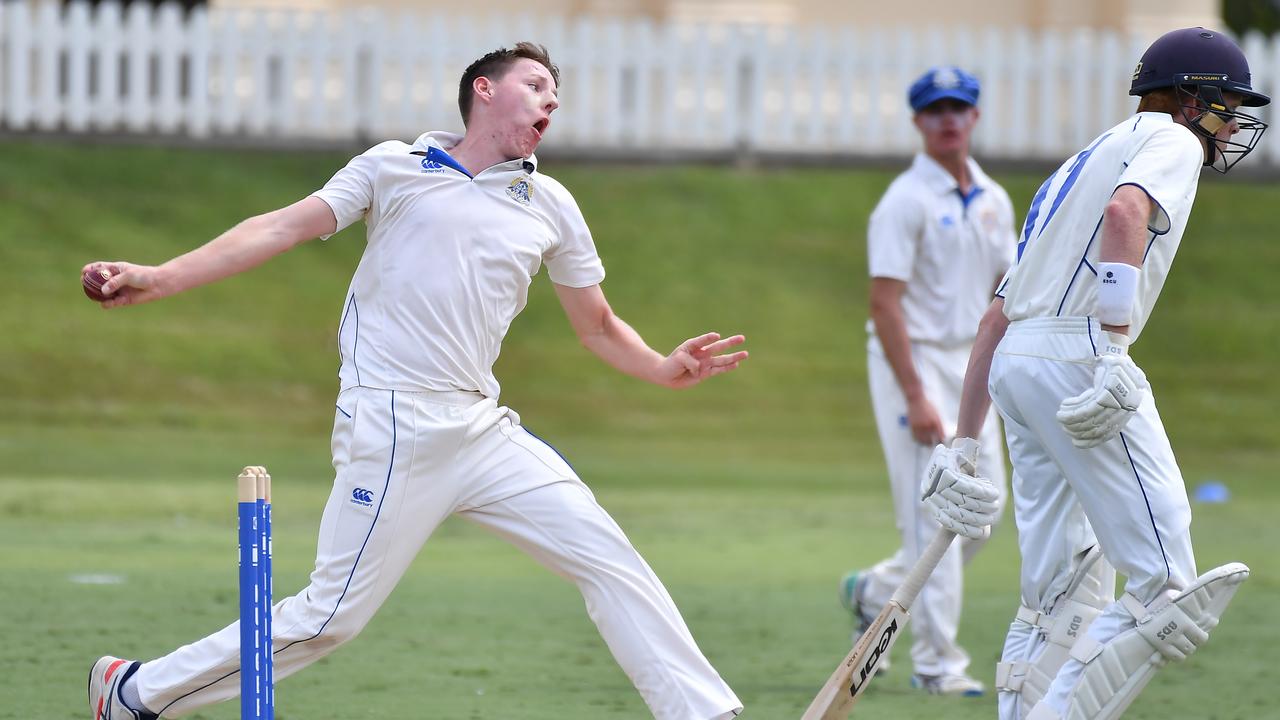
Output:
top-left (60, 1), bottom-right (209, 12)
top-left (1223, 0), bottom-right (1280, 36)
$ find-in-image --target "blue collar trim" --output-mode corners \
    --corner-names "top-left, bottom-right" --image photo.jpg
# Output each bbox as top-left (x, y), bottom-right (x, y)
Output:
top-left (956, 185), bottom-right (984, 210)
top-left (423, 146), bottom-right (473, 178)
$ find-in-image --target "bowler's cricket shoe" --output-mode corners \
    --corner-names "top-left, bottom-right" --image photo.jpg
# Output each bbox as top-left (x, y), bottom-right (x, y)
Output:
top-left (911, 672), bottom-right (985, 697)
top-left (839, 570), bottom-right (891, 673)
top-left (88, 656), bottom-right (149, 720)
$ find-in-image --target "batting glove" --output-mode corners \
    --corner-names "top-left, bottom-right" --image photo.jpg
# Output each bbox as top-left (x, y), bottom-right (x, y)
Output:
top-left (921, 438), bottom-right (1000, 540)
top-left (1056, 333), bottom-right (1148, 449)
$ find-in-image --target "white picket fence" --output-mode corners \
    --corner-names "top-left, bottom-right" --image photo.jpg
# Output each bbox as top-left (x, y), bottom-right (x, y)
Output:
top-left (4, 1), bottom-right (1280, 165)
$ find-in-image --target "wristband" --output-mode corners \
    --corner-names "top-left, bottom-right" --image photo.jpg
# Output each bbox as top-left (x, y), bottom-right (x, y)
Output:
top-left (1097, 261), bottom-right (1140, 327)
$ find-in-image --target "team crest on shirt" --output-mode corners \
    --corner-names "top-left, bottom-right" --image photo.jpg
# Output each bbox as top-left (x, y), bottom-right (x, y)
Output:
top-left (980, 208), bottom-right (1001, 233)
top-left (506, 176), bottom-right (534, 206)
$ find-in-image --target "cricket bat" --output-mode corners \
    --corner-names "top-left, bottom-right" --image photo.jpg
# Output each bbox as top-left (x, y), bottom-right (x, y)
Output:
top-left (800, 529), bottom-right (958, 720)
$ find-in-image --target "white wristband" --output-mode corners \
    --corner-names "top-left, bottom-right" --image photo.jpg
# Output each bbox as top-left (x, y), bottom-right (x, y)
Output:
top-left (1097, 262), bottom-right (1140, 327)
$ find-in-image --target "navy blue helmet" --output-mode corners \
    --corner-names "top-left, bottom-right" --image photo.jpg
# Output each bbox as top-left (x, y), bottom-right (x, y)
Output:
top-left (1130, 28), bottom-right (1269, 172)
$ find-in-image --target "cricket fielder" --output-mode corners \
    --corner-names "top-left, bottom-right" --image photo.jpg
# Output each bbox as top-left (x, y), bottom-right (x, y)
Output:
top-left (927, 28), bottom-right (1268, 720)
top-left (85, 44), bottom-right (747, 720)
top-left (841, 66), bottom-right (1015, 696)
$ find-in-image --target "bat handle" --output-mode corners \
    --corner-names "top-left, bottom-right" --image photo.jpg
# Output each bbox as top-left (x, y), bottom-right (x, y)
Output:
top-left (889, 529), bottom-right (957, 609)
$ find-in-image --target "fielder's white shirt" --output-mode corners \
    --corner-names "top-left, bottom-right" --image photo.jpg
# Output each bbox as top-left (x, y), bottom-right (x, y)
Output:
top-left (312, 131), bottom-right (606, 399)
top-left (867, 153), bottom-right (1018, 346)
top-left (998, 112), bottom-right (1203, 340)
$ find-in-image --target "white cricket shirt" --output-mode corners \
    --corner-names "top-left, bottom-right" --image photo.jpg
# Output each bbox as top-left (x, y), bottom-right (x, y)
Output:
top-left (312, 131), bottom-right (606, 399)
top-left (998, 112), bottom-right (1203, 341)
top-left (867, 153), bottom-right (1018, 346)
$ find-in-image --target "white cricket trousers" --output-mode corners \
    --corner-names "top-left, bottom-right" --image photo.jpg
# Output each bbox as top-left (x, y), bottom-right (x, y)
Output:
top-left (861, 337), bottom-right (1006, 677)
top-left (988, 317), bottom-right (1196, 719)
top-left (135, 387), bottom-right (742, 720)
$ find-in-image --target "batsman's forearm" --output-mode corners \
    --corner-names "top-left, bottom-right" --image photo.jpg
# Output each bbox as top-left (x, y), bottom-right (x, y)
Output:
top-left (955, 299), bottom-right (1009, 438)
top-left (1098, 187), bottom-right (1151, 335)
top-left (158, 214), bottom-right (305, 297)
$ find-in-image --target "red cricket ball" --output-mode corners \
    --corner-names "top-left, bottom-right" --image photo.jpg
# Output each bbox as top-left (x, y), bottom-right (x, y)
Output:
top-left (83, 267), bottom-right (114, 301)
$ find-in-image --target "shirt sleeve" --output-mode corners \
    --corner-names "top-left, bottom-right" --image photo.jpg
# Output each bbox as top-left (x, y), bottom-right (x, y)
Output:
top-left (1115, 124), bottom-right (1204, 235)
top-left (994, 265), bottom-right (1014, 299)
top-left (310, 144), bottom-right (389, 239)
top-left (544, 184), bottom-right (606, 288)
top-left (866, 185), bottom-right (922, 281)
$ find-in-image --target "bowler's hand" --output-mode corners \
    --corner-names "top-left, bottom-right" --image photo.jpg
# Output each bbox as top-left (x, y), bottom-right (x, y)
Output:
top-left (82, 261), bottom-right (165, 308)
top-left (657, 332), bottom-right (748, 389)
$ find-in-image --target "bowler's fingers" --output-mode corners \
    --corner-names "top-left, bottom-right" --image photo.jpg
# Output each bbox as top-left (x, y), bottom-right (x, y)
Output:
top-left (696, 334), bottom-right (746, 356)
top-left (705, 361), bottom-right (742, 377)
top-left (705, 350), bottom-right (749, 366)
top-left (99, 270), bottom-right (153, 308)
top-left (100, 292), bottom-right (133, 309)
top-left (82, 260), bottom-right (127, 277)
top-left (99, 266), bottom-right (137, 297)
top-left (681, 332), bottom-right (722, 354)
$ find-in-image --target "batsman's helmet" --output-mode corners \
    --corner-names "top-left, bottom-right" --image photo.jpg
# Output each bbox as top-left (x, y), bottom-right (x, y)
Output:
top-left (1130, 27), bottom-right (1269, 172)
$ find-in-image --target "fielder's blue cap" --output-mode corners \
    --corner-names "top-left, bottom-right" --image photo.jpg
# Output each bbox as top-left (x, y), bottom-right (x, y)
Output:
top-left (908, 66), bottom-right (981, 111)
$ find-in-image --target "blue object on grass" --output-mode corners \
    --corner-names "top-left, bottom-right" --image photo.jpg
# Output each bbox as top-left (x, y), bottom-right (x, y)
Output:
top-left (1193, 481), bottom-right (1230, 504)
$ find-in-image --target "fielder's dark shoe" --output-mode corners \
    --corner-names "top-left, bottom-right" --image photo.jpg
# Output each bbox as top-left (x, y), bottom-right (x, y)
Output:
top-left (839, 570), bottom-right (891, 674)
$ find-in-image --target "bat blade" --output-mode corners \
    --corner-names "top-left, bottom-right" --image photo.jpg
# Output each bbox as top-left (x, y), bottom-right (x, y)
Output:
top-left (800, 601), bottom-right (911, 720)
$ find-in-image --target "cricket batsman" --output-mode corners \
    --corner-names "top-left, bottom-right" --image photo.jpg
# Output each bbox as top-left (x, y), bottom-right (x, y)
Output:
top-left (927, 27), bottom-right (1268, 720)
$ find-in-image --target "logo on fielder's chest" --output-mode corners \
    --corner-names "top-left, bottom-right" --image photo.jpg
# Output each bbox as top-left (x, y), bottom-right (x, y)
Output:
top-left (980, 208), bottom-right (1000, 233)
top-left (506, 176), bottom-right (535, 206)
top-left (351, 488), bottom-right (375, 507)
top-left (421, 157), bottom-right (445, 173)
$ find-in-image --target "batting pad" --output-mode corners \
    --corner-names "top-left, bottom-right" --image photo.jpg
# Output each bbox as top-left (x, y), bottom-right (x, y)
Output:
top-left (1028, 562), bottom-right (1249, 720)
top-left (996, 545), bottom-right (1114, 717)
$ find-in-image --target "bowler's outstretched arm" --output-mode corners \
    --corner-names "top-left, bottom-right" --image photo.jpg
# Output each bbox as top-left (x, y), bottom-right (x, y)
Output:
top-left (84, 196), bottom-right (337, 308)
top-left (554, 282), bottom-right (748, 389)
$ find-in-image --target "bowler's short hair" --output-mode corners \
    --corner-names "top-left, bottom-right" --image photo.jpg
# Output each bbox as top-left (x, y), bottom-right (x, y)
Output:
top-left (458, 42), bottom-right (560, 126)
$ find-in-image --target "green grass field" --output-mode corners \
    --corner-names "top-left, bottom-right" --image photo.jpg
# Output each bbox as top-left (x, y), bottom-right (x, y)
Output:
top-left (2, 140), bottom-right (1277, 719)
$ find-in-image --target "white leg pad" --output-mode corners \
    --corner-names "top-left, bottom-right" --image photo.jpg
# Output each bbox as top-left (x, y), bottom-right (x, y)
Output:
top-left (1026, 702), bottom-right (1061, 720)
top-left (997, 546), bottom-right (1114, 717)
top-left (1059, 562), bottom-right (1249, 720)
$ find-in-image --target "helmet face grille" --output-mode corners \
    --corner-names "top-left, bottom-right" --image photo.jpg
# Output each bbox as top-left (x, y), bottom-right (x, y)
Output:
top-left (1175, 83), bottom-right (1270, 173)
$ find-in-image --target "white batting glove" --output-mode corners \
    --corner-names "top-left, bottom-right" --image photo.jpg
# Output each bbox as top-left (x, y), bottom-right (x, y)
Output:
top-left (920, 438), bottom-right (1000, 540)
top-left (1056, 333), bottom-right (1148, 449)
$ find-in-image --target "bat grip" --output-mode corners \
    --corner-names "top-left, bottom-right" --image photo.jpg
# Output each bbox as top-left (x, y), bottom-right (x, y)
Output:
top-left (889, 529), bottom-right (957, 609)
